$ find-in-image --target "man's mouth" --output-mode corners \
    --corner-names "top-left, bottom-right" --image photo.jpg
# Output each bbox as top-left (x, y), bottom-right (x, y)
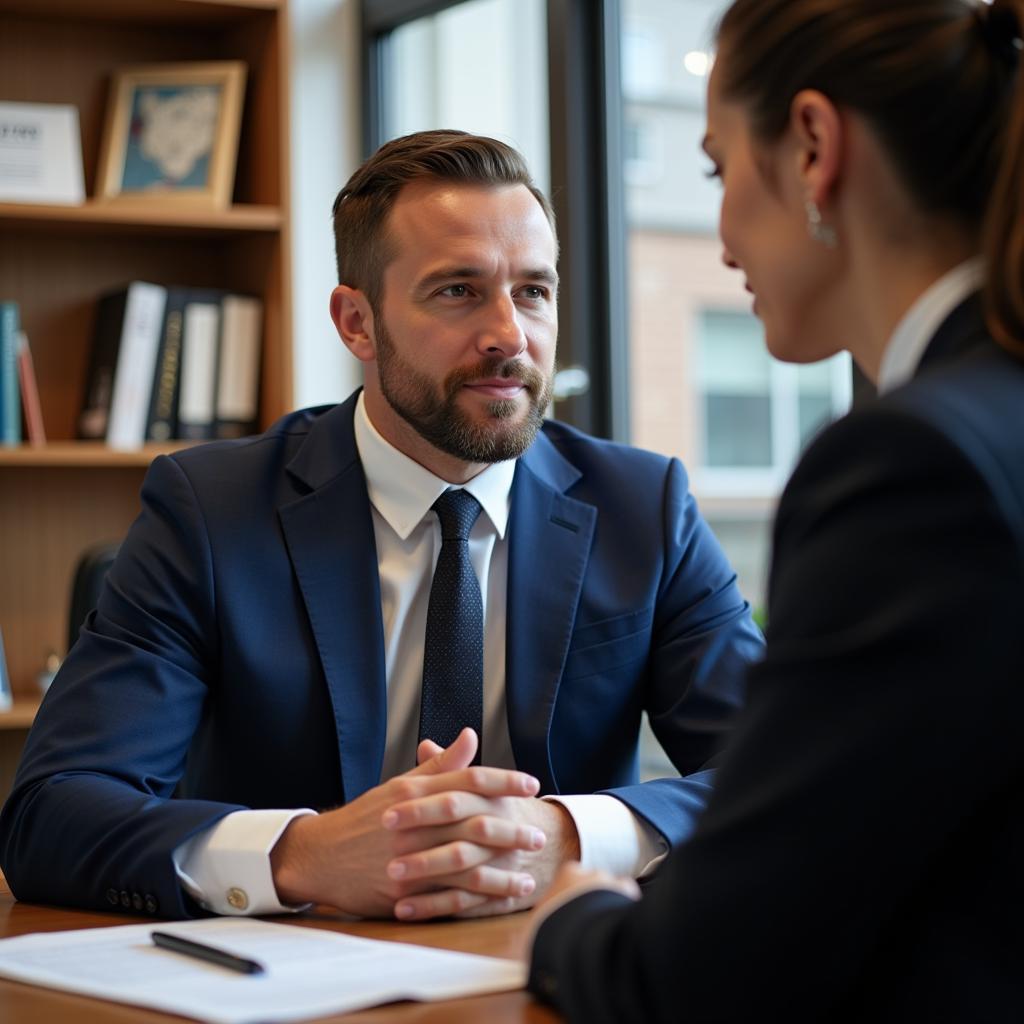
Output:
top-left (463, 378), bottom-right (527, 399)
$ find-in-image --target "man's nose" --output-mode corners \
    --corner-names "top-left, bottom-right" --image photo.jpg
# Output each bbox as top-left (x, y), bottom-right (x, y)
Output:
top-left (477, 294), bottom-right (527, 358)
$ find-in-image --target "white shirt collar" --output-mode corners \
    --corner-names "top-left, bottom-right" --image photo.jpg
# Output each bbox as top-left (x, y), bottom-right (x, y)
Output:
top-left (353, 391), bottom-right (515, 541)
top-left (877, 258), bottom-right (984, 395)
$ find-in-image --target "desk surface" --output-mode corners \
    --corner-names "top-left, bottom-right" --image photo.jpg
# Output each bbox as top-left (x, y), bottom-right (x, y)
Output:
top-left (0, 876), bottom-right (557, 1023)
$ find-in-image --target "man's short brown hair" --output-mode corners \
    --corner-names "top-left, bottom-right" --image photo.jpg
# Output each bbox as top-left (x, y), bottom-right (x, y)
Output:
top-left (331, 129), bottom-right (556, 311)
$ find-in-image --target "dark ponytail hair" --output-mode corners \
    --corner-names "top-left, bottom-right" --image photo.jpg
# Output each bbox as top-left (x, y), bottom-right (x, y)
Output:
top-left (715, 0), bottom-right (1024, 354)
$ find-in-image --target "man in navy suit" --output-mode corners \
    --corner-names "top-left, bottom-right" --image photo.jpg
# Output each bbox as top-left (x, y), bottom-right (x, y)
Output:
top-left (0, 130), bottom-right (762, 921)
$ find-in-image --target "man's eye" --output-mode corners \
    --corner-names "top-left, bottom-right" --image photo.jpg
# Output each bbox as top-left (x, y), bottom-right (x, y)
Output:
top-left (440, 284), bottom-right (470, 298)
top-left (519, 286), bottom-right (547, 300)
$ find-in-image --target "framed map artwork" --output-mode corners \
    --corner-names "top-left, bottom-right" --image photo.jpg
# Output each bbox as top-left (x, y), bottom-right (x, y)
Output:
top-left (96, 62), bottom-right (247, 207)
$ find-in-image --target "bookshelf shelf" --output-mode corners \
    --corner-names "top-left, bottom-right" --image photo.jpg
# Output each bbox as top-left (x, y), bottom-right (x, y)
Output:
top-left (0, 0), bottom-right (293, 774)
top-left (0, 202), bottom-right (284, 236)
top-left (0, 1), bottom-right (282, 23)
top-left (0, 442), bottom-right (201, 468)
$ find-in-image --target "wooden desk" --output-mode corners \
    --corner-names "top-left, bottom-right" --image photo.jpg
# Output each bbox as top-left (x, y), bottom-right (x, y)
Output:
top-left (0, 875), bottom-right (558, 1023)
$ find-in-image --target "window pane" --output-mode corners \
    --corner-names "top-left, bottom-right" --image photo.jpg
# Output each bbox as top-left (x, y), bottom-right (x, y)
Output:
top-left (704, 395), bottom-right (773, 467)
top-left (796, 358), bottom-right (848, 444)
top-left (697, 311), bottom-right (772, 393)
top-left (699, 310), bottom-right (773, 467)
top-left (797, 394), bottom-right (832, 446)
top-left (385, 0), bottom-right (549, 193)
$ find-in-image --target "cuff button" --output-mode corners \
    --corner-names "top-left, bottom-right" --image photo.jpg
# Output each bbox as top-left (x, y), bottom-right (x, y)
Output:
top-left (105, 888), bottom-right (119, 906)
top-left (226, 887), bottom-right (249, 911)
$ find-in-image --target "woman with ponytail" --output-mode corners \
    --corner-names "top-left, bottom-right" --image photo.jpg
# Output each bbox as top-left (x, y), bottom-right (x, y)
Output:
top-left (527, 2), bottom-right (1024, 1021)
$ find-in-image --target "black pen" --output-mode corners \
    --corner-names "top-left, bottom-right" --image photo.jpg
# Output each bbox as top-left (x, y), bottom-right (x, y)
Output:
top-left (151, 930), bottom-right (266, 975)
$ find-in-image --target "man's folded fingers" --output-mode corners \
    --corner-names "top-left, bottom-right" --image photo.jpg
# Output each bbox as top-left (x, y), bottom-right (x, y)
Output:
top-left (393, 888), bottom-right (490, 921)
top-left (387, 839), bottom-right (492, 882)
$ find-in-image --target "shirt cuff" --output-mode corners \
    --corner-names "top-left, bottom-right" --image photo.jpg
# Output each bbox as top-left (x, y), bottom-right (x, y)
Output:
top-left (543, 794), bottom-right (668, 878)
top-left (172, 808), bottom-right (317, 915)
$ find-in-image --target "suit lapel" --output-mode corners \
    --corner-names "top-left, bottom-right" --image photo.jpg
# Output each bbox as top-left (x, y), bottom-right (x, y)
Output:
top-left (278, 396), bottom-right (387, 803)
top-left (506, 433), bottom-right (596, 793)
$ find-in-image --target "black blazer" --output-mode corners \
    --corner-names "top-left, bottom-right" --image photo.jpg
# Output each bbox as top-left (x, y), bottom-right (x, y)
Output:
top-left (530, 295), bottom-right (1024, 1023)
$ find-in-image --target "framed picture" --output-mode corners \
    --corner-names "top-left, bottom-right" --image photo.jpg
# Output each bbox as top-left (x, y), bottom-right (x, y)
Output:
top-left (96, 61), bottom-right (246, 207)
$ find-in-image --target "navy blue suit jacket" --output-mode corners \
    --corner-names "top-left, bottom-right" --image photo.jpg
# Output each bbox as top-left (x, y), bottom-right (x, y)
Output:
top-left (0, 392), bottom-right (762, 917)
top-left (529, 297), bottom-right (1024, 1021)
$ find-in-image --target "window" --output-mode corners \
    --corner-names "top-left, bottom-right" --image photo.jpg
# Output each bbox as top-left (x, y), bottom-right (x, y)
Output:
top-left (695, 309), bottom-right (852, 495)
top-left (375, 0), bottom-right (550, 193)
top-left (698, 310), bottom-right (774, 469)
top-left (619, 1), bottom-right (854, 775)
top-left (622, 27), bottom-right (667, 98)
top-left (621, 0), bottom-right (852, 612)
top-left (623, 113), bottom-right (664, 185)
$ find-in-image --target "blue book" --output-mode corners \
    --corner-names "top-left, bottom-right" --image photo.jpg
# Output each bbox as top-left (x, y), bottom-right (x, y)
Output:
top-left (0, 624), bottom-right (10, 710)
top-left (0, 301), bottom-right (22, 446)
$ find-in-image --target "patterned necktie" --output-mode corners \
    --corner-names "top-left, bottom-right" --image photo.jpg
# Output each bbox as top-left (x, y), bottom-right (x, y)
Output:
top-left (418, 488), bottom-right (484, 762)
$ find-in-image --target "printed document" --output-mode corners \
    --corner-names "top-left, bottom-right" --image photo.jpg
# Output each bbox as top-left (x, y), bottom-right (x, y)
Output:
top-left (0, 917), bottom-right (526, 1023)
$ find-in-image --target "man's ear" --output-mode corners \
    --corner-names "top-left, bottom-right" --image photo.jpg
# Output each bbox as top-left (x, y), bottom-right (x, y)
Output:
top-left (789, 89), bottom-right (843, 207)
top-left (330, 285), bottom-right (377, 363)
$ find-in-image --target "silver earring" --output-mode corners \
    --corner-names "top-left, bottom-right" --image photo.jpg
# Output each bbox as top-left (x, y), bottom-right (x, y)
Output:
top-left (805, 199), bottom-right (838, 248)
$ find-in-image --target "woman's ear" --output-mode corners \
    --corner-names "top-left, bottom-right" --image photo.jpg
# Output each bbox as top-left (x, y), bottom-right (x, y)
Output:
top-left (789, 89), bottom-right (843, 206)
top-left (330, 285), bottom-right (377, 363)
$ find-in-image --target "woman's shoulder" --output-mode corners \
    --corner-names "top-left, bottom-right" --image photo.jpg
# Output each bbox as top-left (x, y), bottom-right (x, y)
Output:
top-left (783, 344), bottom-right (1024, 552)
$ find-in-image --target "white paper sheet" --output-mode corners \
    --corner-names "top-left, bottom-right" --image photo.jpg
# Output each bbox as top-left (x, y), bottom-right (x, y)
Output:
top-left (0, 917), bottom-right (527, 1023)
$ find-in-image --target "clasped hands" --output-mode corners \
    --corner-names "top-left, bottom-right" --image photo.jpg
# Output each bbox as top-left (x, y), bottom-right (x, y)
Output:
top-left (270, 727), bottom-right (580, 920)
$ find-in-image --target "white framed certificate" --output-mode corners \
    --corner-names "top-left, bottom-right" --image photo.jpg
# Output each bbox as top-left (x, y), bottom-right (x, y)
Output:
top-left (0, 101), bottom-right (85, 205)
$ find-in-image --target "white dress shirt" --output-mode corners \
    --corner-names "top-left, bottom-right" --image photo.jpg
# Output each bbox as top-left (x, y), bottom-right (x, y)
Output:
top-left (174, 393), bottom-right (665, 915)
top-left (877, 258), bottom-right (983, 395)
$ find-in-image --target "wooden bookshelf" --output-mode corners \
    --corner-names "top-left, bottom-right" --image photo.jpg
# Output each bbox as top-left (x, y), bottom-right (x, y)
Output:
top-left (0, 0), bottom-right (293, 766)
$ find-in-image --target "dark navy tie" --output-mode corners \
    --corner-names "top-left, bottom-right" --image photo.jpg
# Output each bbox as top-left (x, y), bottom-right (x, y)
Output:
top-left (419, 488), bottom-right (484, 761)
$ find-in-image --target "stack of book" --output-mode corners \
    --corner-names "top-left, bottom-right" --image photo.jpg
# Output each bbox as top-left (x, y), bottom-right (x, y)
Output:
top-left (0, 299), bottom-right (46, 447)
top-left (78, 282), bottom-right (264, 449)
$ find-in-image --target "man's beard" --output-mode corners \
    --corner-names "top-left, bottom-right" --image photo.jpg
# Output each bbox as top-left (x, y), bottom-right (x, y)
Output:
top-left (374, 315), bottom-right (553, 464)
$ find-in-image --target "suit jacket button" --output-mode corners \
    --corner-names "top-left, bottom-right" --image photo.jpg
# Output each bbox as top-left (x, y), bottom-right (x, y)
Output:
top-left (119, 890), bottom-right (131, 909)
top-left (105, 888), bottom-right (119, 906)
top-left (226, 887), bottom-right (249, 911)
top-left (132, 892), bottom-right (144, 911)
top-left (145, 895), bottom-right (159, 914)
